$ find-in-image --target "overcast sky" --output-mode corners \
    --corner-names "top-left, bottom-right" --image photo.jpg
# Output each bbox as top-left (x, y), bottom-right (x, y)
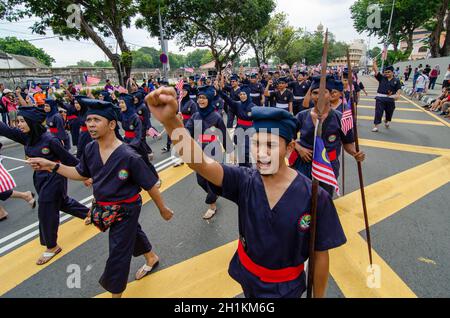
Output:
top-left (0, 0), bottom-right (378, 67)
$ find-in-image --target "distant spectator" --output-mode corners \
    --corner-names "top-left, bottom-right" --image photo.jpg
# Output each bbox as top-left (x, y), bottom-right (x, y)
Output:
top-left (424, 64), bottom-right (431, 76)
top-left (1, 89), bottom-right (17, 127)
top-left (413, 70), bottom-right (429, 99)
top-left (67, 81), bottom-right (77, 95)
top-left (394, 67), bottom-right (400, 78)
top-left (0, 83), bottom-right (8, 124)
top-left (412, 68), bottom-right (420, 92)
top-left (443, 64), bottom-right (450, 89)
top-left (104, 79), bottom-right (114, 92)
top-left (404, 66), bottom-right (410, 81)
top-left (429, 65), bottom-right (440, 90)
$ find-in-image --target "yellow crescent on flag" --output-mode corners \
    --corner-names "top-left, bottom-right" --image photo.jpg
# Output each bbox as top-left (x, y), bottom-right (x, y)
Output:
top-left (321, 148), bottom-right (330, 164)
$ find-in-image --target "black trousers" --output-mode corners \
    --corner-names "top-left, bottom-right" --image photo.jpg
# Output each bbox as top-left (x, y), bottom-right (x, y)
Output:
top-left (374, 99), bottom-right (396, 125)
top-left (99, 203), bottom-right (152, 294)
top-left (0, 190), bottom-right (13, 201)
top-left (196, 173), bottom-right (218, 205)
top-left (38, 197), bottom-right (89, 249)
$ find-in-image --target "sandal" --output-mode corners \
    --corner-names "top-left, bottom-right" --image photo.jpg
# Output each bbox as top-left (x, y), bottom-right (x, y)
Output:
top-left (36, 247), bottom-right (62, 265)
top-left (28, 192), bottom-right (36, 209)
top-left (203, 208), bottom-right (217, 220)
top-left (135, 259), bottom-right (160, 280)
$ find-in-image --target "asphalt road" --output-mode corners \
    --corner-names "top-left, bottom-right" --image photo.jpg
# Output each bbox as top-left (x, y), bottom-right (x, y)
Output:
top-left (0, 76), bottom-right (449, 298)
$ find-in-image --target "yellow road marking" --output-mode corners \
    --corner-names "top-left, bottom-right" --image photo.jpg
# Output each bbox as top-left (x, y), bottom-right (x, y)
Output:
top-left (400, 95), bottom-right (450, 128)
top-left (330, 156), bottom-right (449, 298)
top-left (96, 241), bottom-right (242, 298)
top-left (0, 164), bottom-right (194, 296)
top-left (95, 144), bottom-right (450, 298)
top-left (358, 116), bottom-right (444, 127)
top-left (358, 105), bottom-right (422, 112)
top-left (359, 139), bottom-right (450, 156)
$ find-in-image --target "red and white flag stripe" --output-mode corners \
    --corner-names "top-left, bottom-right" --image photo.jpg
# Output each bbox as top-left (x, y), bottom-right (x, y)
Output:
top-left (0, 161), bottom-right (16, 192)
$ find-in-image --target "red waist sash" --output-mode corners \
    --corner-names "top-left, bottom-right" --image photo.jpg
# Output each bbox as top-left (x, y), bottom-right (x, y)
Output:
top-left (237, 118), bottom-right (253, 127)
top-left (80, 126), bottom-right (88, 132)
top-left (96, 194), bottom-right (141, 207)
top-left (67, 115), bottom-right (78, 120)
top-left (237, 240), bottom-right (304, 283)
top-left (49, 128), bottom-right (58, 134)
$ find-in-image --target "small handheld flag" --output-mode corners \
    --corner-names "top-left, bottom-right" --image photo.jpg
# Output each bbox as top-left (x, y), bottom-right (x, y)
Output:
top-left (341, 100), bottom-right (354, 136)
top-left (312, 121), bottom-right (340, 196)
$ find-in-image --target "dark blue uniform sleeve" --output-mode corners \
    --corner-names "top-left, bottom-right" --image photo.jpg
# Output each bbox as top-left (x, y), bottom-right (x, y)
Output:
top-left (49, 137), bottom-right (79, 166)
top-left (129, 154), bottom-right (158, 191)
top-left (54, 115), bottom-right (67, 141)
top-left (75, 145), bottom-right (91, 178)
top-left (287, 91), bottom-right (294, 103)
top-left (128, 117), bottom-right (142, 148)
top-left (219, 90), bottom-right (240, 114)
top-left (375, 73), bottom-right (383, 82)
top-left (0, 121), bottom-right (27, 145)
top-left (209, 164), bottom-right (250, 204)
top-left (217, 115), bottom-right (233, 154)
top-left (315, 188), bottom-right (347, 251)
top-left (142, 106), bottom-right (151, 131)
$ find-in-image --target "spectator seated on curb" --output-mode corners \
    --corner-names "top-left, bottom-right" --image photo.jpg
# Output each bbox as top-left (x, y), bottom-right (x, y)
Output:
top-left (428, 88), bottom-right (449, 112)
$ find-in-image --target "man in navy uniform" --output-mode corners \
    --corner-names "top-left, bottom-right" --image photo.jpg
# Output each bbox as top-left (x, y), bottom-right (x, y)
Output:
top-left (288, 72), bottom-right (311, 115)
top-left (29, 98), bottom-right (173, 298)
top-left (146, 86), bottom-right (347, 298)
top-left (223, 74), bottom-right (241, 128)
top-left (265, 77), bottom-right (294, 114)
top-left (372, 61), bottom-right (402, 132)
top-left (248, 74), bottom-right (265, 106)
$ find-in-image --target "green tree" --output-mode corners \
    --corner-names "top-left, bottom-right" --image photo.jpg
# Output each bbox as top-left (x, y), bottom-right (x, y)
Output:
top-left (138, 0), bottom-right (276, 73)
top-left (248, 12), bottom-right (288, 66)
top-left (4, 0), bottom-right (141, 85)
top-left (132, 50), bottom-right (154, 68)
top-left (76, 60), bottom-right (93, 67)
top-left (94, 60), bottom-right (113, 67)
top-left (0, 36), bottom-right (55, 66)
top-left (350, 0), bottom-right (443, 56)
top-left (185, 49), bottom-right (211, 67)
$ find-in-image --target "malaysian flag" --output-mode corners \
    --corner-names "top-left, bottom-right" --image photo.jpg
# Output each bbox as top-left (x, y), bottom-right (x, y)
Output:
top-left (341, 100), bottom-right (354, 136)
top-left (312, 121), bottom-right (340, 196)
top-left (0, 160), bottom-right (16, 192)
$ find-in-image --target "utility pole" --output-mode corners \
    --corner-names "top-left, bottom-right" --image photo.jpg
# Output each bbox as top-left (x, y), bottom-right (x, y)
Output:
top-left (159, 4), bottom-right (170, 81)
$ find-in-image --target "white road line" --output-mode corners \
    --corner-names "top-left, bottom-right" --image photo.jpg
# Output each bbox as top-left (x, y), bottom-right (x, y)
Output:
top-left (0, 156), bottom-right (28, 163)
top-left (0, 157), bottom-right (180, 255)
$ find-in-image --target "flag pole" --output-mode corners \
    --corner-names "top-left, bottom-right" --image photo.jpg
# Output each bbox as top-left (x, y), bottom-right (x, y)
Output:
top-left (347, 49), bottom-right (373, 266)
top-left (307, 29), bottom-right (329, 299)
top-left (381, 0), bottom-right (396, 72)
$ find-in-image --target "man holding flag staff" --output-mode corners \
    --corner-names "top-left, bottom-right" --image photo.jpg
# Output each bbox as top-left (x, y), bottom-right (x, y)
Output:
top-left (372, 60), bottom-right (402, 133)
top-left (290, 76), bottom-right (365, 197)
top-left (145, 78), bottom-right (347, 298)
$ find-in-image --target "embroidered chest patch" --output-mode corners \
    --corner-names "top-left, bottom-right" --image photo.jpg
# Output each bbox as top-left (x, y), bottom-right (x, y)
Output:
top-left (298, 213), bottom-right (311, 232)
top-left (41, 147), bottom-right (50, 155)
top-left (118, 169), bottom-right (129, 181)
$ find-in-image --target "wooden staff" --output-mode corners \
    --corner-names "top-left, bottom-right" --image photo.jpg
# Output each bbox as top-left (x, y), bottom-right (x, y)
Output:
top-left (342, 146), bottom-right (345, 196)
top-left (347, 49), bottom-right (373, 266)
top-left (307, 30), bottom-right (329, 299)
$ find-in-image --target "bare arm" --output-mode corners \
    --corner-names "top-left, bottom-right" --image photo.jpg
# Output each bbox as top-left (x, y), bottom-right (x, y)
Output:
top-left (343, 143), bottom-right (365, 162)
top-left (313, 251), bottom-right (329, 298)
top-left (372, 60), bottom-right (379, 76)
top-left (27, 158), bottom-right (88, 181)
top-left (145, 88), bottom-right (224, 187)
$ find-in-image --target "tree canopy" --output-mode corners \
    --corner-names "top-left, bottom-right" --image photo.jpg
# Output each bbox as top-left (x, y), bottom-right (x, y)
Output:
top-left (351, 0), bottom-right (449, 58)
top-left (138, 0), bottom-right (276, 72)
top-left (0, 36), bottom-right (55, 66)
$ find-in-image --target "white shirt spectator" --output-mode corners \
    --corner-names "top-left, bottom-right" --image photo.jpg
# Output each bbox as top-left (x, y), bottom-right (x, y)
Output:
top-left (416, 74), bottom-right (429, 89)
